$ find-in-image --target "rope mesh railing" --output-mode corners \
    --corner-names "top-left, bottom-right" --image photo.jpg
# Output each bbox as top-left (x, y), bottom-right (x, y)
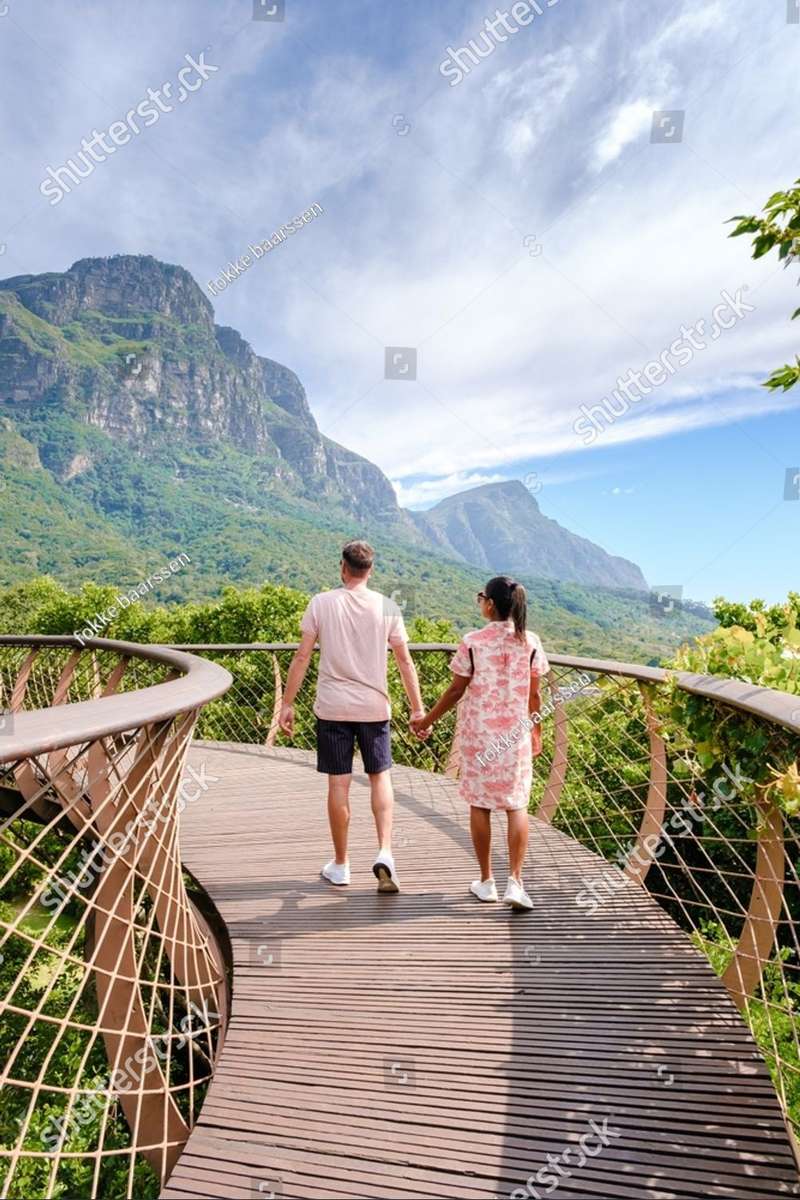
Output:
top-left (0, 638), bottom-right (231, 1200)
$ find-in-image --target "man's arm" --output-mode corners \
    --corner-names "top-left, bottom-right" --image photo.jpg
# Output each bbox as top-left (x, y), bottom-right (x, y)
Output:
top-left (279, 630), bottom-right (317, 737)
top-left (411, 672), bottom-right (470, 732)
top-left (390, 640), bottom-right (426, 720)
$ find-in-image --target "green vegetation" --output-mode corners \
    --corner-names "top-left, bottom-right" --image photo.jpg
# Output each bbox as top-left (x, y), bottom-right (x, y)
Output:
top-left (664, 592), bottom-right (800, 815)
top-left (728, 176), bottom-right (800, 391)
top-left (0, 564), bottom-right (713, 662)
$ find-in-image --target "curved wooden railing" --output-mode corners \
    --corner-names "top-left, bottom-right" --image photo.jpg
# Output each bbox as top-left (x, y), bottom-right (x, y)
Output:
top-left (0, 637), bottom-right (232, 1200)
top-left (171, 642), bottom-right (800, 1151)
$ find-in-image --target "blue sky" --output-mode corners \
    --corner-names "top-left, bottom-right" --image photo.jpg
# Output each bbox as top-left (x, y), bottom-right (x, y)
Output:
top-left (0, 0), bottom-right (798, 603)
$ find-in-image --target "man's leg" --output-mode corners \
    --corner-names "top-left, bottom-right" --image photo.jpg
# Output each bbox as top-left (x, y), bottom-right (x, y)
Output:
top-left (469, 806), bottom-right (492, 881)
top-left (327, 773), bottom-right (352, 864)
top-left (368, 769), bottom-right (393, 853)
top-left (317, 720), bottom-right (356, 881)
top-left (507, 808), bottom-right (529, 881)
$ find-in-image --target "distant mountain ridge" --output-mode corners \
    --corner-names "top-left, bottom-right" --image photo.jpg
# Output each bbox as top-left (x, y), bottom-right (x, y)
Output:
top-left (414, 481), bottom-right (647, 591)
top-left (0, 254), bottom-right (658, 640)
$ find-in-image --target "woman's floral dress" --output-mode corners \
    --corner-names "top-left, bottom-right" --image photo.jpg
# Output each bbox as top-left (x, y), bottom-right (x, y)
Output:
top-left (450, 620), bottom-right (549, 811)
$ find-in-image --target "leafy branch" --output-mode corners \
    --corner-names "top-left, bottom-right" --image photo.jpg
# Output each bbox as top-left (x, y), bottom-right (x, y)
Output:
top-left (728, 177), bottom-right (800, 391)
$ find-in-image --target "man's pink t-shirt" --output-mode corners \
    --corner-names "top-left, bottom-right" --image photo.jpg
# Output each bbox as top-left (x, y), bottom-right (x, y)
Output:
top-left (300, 586), bottom-right (408, 722)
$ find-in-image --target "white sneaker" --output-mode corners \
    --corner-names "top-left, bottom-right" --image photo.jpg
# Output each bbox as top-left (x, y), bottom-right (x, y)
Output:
top-left (372, 850), bottom-right (400, 893)
top-left (503, 877), bottom-right (533, 911)
top-left (321, 860), bottom-right (350, 886)
top-left (470, 878), bottom-right (499, 903)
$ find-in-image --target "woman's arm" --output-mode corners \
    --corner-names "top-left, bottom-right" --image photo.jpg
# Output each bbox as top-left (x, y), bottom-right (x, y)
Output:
top-left (529, 673), bottom-right (543, 756)
top-left (410, 673), bottom-right (471, 733)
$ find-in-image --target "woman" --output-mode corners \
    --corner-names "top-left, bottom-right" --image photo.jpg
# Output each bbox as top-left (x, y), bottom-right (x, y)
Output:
top-left (410, 577), bottom-right (548, 911)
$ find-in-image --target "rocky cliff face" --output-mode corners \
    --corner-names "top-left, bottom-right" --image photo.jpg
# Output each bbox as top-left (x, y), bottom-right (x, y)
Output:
top-left (0, 255), bottom-right (395, 518)
top-left (414, 481), bottom-right (648, 591)
top-left (0, 255), bottom-right (647, 591)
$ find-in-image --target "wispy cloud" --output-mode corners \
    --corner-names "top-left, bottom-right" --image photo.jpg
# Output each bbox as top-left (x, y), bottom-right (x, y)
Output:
top-left (593, 99), bottom-right (656, 171)
top-left (392, 471), bottom-right (508, 509)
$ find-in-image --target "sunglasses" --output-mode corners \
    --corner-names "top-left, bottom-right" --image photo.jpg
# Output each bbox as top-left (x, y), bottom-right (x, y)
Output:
top-left (476, 591), bottom-right (487, 604)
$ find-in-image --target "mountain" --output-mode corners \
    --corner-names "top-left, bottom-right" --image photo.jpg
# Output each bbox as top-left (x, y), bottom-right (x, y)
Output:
top-left (0, 254), bottom-right (709, 658)
top-left (414, 481), bottom-right (647, 591)
top-left (0, 255), bottom-right (406, 524)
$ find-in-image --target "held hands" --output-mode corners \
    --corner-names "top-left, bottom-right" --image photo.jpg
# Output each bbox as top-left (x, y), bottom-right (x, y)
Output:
top-left (410, 710), bottom-right (432, 741)
top-left (278, 702), bottom-right (295, 738)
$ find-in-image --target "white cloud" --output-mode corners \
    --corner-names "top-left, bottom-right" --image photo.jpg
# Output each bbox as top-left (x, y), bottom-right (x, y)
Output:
top-left (392, 471), bottom-right (508, 509)
top-left (593, 99), bottom-right (656, 171)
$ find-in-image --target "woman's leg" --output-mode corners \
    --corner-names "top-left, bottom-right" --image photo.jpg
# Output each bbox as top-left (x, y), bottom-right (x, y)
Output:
top-left (469, 806), bottom-right (493, 880)
top-left (507, 808), bottom-right (529, 881)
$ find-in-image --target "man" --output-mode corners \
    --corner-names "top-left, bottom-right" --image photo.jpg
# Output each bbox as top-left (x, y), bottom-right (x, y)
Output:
top-left (278, 540), bottom-right (427, 893)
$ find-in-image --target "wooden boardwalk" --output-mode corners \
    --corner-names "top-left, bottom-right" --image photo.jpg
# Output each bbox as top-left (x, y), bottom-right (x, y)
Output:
top-left (162, 744), bottom-right (799, 1200)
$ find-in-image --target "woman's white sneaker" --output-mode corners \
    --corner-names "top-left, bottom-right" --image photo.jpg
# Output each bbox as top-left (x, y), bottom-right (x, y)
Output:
top-left (503, 877), bottom-right (533, 911)
top-left (470, 878), bottom-right (499, 903)
top-left (321, 860), bottom-right (350, 886)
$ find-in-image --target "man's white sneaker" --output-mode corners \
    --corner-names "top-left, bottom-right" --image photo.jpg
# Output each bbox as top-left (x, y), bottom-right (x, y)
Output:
top-left (503, 877), bottom-right (533, 911)
top-left (321, 860), bottom-right (350, 886)
top-left (372, 851), bottom-right (400, 893)
top-left (470, 878), bottom-right (499, 903)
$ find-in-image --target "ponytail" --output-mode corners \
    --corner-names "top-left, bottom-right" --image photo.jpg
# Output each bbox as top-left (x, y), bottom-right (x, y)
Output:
top-left (484, 576), bottom-right (527, 641)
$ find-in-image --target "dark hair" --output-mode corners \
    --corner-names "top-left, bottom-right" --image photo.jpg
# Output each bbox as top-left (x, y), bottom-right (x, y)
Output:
top-left (485, 576), bottom-right (527, 641)
top-left (341, 539), bottom-right (375, 575)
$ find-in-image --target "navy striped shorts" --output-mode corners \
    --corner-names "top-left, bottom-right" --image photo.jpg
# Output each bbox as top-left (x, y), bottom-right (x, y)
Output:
top-left (316, 718), bottom-right (392, 776)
